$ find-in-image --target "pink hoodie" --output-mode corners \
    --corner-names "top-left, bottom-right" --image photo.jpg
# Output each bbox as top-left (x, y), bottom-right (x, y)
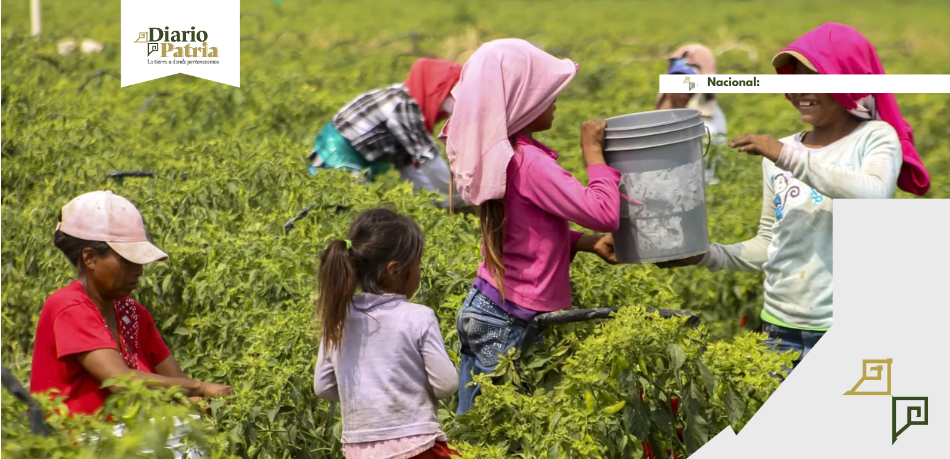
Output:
top-left (443, 39), bottom-right (621, 312)
top-left (440, 39), bottom-right (578, 206)
top-left (476, 136), bottom-right (621, 312)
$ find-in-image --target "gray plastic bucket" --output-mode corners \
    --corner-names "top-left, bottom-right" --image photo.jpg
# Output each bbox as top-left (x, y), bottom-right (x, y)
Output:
top-left (605, 109), bottom-right (701, 138)
top-left (606, 117), bottom-right (704, 140)
top-left (605, 113), bottom-right (711, 264)
top-left (605, 121), bottom-right (705, 152)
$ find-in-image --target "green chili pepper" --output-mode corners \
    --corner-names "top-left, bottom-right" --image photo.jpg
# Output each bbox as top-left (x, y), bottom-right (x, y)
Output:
top-left (602, 400), bottom-right (626, 415)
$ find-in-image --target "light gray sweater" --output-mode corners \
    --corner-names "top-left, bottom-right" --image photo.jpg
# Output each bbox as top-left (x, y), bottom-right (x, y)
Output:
top-left (701, 121), bottom-right (902, 330)
top-left (314, 293), bottom-right (458, 444)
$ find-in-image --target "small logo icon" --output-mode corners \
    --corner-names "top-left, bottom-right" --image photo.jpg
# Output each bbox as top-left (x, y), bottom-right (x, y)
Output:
top-left (683, 76), bottom-right (696, 91)
top-left (134, 31), bottom-right (148, 43)
top-left (844, 358), bottom-right (892, 395)
top-left (892, 397), bottom-right (928, 444)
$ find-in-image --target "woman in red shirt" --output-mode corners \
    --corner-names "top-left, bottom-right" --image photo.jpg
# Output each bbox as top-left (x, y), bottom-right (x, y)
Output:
top-left (30, 191), bottom-right (232, 415)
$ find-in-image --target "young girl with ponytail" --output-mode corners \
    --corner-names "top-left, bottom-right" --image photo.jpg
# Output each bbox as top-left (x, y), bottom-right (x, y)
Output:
top-left (313, 208), bottom-right (460, 459)
top-left (440, 39), bottom-right (623, 416)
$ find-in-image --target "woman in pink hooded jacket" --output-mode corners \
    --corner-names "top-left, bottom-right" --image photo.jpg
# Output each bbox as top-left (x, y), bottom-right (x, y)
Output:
top-left (440, 39), bottom-right (623, 416)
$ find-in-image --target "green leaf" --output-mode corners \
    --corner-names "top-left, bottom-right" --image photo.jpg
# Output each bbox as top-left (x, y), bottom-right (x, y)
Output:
top-left (724, 386), bottom-right (745, 429)
top-left (667, 344), bottom-right (686, 372)
top-left (650, 407), bottom-right (672, 434)
top-left (688, 380), bottom-right (705, 413)
top-left (527, 354), bottom-right (554, 369)
top-left (698, 360), bottom-right (717, 398)
top-left (684, 411), bottom-right (710, 454)
top-left (623, 401), bottom-right (651, 440)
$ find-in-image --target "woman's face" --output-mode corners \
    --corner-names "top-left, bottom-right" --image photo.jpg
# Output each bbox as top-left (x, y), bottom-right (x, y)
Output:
top-left (528, 100), bottom-right (557, 132)
top-left (788, 61), bottom-right (851, 127)
top-left (84, 248), bottom-right (144, 299)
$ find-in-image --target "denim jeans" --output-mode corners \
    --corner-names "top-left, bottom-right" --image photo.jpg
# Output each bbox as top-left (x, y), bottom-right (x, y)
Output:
top-left (762, 322), bottom-right (826, 378)
top-left (455, 287), bottom-right (540, 417)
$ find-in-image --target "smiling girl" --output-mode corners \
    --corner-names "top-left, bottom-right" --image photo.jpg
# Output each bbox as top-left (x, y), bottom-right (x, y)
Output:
top-left (657, 23), bottom-right (930, 374)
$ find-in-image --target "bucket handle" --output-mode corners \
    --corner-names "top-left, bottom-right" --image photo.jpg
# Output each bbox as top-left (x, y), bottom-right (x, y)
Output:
top-left (702, 124), bottom-right (712, 158)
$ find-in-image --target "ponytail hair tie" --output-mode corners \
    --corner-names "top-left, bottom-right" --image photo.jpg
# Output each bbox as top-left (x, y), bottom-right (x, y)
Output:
top-left (343, 239), bottom-right (352, 250)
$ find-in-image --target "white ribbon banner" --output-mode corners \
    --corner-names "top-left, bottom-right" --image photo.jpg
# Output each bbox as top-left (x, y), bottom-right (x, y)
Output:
top-left (121, 0), bottom-right (240, 87)
top-left (659, 74), bottom-right (950, 94)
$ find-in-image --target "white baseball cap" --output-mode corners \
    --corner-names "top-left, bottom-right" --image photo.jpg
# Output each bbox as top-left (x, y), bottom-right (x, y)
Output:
top-left (57, 191), bottom-right (168, 265)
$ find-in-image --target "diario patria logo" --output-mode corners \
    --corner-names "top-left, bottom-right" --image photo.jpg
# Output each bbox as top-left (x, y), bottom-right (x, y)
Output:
top-left (121, 0), bottom-right (238, 87)
top-left (843, 358), bottom-right (929, 444)
top-left (133, 27), bottom-right (219, 60)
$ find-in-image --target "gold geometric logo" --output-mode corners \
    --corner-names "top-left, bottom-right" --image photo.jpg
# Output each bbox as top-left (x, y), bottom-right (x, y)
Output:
top-left (134, 31), bottom-right (148, 43)
top-left (842, 358), bottom-right (930, 444)
top-left (844, 358), bottom-right (892, 396)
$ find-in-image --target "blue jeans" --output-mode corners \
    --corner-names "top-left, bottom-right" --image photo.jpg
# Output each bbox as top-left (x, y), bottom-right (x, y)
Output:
top-left (455, 287), bottom-right (540, 417)
top-left (762, 322), bottom-right (826, 377)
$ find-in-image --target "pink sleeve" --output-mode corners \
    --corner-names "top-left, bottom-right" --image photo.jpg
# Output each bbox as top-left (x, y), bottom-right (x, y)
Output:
top-left (521, 158), bottom-right (622, 233)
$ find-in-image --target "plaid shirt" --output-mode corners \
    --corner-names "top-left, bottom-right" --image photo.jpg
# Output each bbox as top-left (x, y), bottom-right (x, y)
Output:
top-left (333, 84), bottom-right (440, 170)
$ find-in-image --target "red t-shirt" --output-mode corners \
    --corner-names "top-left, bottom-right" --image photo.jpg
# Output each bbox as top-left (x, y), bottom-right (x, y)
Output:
top-left (29, 281), bottom-right (172, 415)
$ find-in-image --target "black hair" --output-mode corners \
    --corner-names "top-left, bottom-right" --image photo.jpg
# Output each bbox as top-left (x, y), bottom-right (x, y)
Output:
top-left (53, 210), bottom-right (111, 268)
top-left (317, 207), bottom-right (425, 353)
top-left (53, 230), bottom-right (111, 268)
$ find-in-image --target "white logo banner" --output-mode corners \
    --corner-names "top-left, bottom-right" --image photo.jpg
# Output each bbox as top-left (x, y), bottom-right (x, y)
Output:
top-left (121, 0), bottom-right (240, 87)
top-left (659, 74), bottom-right (950, 93)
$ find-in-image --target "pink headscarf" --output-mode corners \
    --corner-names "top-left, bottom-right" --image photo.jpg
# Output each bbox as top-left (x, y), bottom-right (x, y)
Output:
top-left (774, 22), bottom-right (930, 196)
top-left (439, 39), bottom-right (577, 205)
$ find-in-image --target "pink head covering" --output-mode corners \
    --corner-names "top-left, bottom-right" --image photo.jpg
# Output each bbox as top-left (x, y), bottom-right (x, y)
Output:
top-left (773, 22), bottom-right (930, 196)
top-left (439, 39), bottom-right (577, 205)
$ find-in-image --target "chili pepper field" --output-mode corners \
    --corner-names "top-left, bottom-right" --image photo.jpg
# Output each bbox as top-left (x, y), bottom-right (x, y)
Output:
top-left (2, 1), bottom-right (949, 458)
